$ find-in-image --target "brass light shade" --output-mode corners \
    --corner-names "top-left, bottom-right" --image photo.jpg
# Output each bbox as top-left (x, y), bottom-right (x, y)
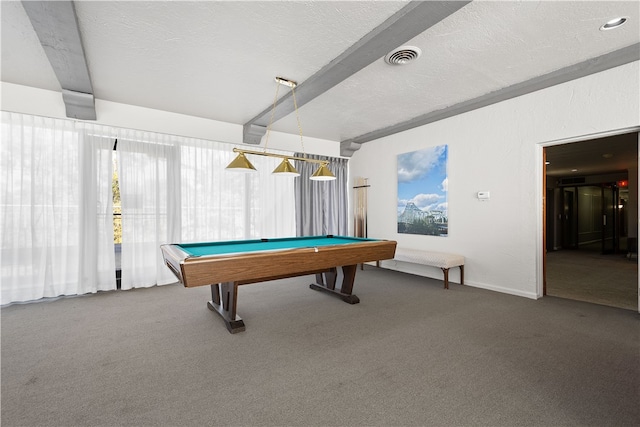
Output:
top-left (310, 163), bottom-right (336, 181)
top-left (272, 158), bottom-right (300, 176)
top-left (226, 152), bottom-right (257, 172)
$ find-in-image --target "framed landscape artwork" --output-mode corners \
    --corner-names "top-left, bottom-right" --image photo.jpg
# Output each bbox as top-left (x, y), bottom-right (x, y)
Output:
top-left (397, 145), bottom-right (448, 236)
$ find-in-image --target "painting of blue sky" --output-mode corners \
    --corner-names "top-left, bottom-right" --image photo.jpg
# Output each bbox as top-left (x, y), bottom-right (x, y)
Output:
top-left (397, 145), bottom-right (448, 236)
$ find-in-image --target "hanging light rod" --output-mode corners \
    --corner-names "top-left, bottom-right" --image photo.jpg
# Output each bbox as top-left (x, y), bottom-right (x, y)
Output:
top-left (227, 148), bottom-right (336, 181)
top-left (230, 147), bottom-right (326, 166)
top-left (226, 75), bottom-right (336, 181)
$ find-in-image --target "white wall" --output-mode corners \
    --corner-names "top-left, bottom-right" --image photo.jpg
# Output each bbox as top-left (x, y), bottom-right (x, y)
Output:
top-left (4, 62), bottom-right (639, 300)
top-left (0, 82), bottom-right (340, 157)
top-left (349, 61), bottom-right (640, 299)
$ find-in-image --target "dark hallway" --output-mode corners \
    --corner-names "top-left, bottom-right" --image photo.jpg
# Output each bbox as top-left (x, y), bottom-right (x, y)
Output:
top-left (545, 131), bottom-right (639, 311)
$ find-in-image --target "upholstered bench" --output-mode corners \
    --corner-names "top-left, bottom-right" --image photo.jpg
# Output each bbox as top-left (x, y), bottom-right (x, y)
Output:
top-left (378, 248), bottom-right (464, 289)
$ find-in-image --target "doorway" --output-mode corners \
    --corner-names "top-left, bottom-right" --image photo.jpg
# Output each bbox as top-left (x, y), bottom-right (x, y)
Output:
top-left (544, 131), bottom-right (639, 311)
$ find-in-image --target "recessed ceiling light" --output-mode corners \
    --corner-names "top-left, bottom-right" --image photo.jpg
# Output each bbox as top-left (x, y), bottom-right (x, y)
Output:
top-left (545, 161), bottom-right (551, 165)
top-left (603, 153), bottom-right (614, 159)
top-left (600, 17), bottom-right (627, 31)
top-left (571, 169), bottom-right (578, 172)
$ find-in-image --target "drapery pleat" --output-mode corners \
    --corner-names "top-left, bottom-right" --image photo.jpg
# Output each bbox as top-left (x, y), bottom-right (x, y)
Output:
top-left (116, 131), bottom-right (180, 289)
top-left (0, 113), bottom-right (116, 304)
top-left (79, 128), bottom-right (117, 292)
top-left (294, 154), bottom-right (349, 236)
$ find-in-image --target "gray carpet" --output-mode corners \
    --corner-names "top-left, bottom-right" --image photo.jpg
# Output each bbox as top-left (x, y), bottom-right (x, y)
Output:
top-left (2, 267), bottom-right (639, 426)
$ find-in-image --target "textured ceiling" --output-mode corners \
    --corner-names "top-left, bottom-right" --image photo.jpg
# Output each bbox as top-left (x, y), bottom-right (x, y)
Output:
top-left (278, 1), bottom-right (640, 142)
top-left (1, 1), bottom-right (639, 153)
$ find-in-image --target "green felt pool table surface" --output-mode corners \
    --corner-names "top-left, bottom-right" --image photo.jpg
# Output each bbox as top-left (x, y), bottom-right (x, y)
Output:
top-left (177, 235), bottom-right (378, 257)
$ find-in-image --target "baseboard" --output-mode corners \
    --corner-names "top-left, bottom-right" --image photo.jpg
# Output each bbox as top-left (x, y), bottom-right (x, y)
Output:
top-left (375, 262), bottom-right (539, 300)
top-left (462, 280), bottom-right (539, 300)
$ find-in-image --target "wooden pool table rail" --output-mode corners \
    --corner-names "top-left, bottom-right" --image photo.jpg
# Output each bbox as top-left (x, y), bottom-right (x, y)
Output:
top-left (162, 241), bottom-right (396, 288)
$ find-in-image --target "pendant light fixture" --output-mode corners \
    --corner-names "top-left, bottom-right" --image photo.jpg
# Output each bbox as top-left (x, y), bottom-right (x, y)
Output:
top-left (226, 77), bottom-right (336, 181)
top-left (225, 151), bottom-right (256, 172)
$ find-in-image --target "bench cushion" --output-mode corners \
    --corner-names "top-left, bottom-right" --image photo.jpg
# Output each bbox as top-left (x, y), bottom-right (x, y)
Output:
top-left (394, 248), bottom-right (464, 269)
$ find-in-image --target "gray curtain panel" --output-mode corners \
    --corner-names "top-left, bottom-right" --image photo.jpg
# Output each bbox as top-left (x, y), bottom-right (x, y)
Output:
top-left (294, 154), bottom-right (349, 236)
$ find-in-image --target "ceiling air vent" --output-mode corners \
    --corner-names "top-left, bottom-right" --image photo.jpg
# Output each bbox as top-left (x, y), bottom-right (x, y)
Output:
top-left (384, 46), bottom-right (422, 65)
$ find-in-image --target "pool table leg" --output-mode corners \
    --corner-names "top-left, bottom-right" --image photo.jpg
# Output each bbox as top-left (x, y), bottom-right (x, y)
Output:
top-left (207, 283), bottom-right (246, 334)
top-left (309, 265), bottom-right (360, 304)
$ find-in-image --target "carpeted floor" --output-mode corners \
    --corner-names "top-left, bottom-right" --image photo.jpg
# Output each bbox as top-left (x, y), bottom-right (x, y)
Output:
top-left (2, 267), bottom-right (639, 426)
top-left (546, 248), bottom-right (638, 311)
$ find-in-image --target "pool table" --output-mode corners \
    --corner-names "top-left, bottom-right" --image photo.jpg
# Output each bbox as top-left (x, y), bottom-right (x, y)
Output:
top-left (161, 235), bottom-right (396, 333)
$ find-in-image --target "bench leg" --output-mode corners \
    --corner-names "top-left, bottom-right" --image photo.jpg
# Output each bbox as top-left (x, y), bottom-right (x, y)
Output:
top-left (441, 266), bottom-right (464, 289)
top-left (441, 268), bottom-right (449, 289)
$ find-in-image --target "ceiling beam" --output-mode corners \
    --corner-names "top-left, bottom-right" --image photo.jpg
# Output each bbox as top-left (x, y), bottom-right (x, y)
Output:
top-left (341, 43), bottom-right (640, 152)
top-left (21, 0), bottom-right (96, 120)
top-left (243, 0), bottom-right (471, 145)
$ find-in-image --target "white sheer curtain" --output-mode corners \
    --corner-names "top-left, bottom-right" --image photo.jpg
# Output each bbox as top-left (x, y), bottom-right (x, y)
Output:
top-left (0, 113), bottom-right (116, 304)
top-left (1, 112), bottom-right (296, 303)
top-left (79, 127), bottom-right (117, 291)
top-left (179, 138), bottom-right (295, 241)
top-left (248, 153), bottom-right (296, 238)
top-left (116, 130), bottom-right (180, 289)
top-left (180, 139), bottom-right (246, 241)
